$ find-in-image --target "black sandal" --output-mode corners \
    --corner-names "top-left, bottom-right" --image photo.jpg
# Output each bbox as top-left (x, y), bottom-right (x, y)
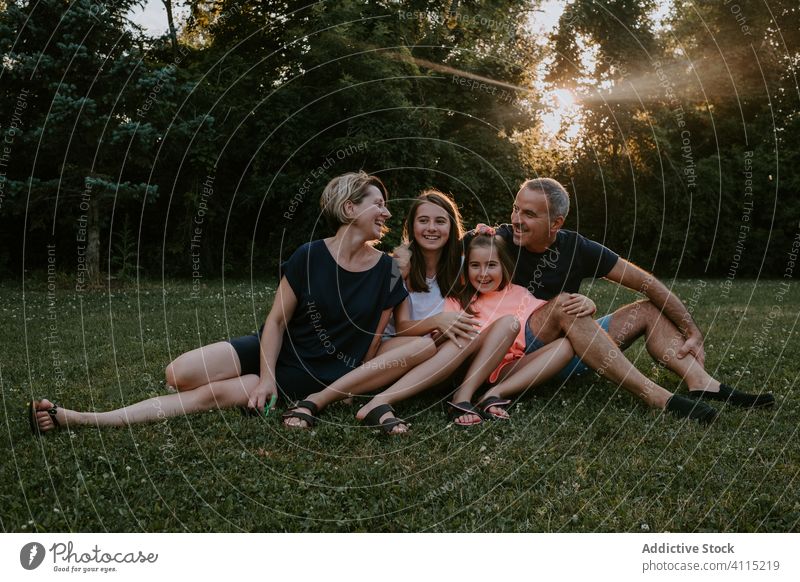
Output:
top-left (447, 401), bottom-right (485, 427)
top-left (476, 396), bottom-right (512, 420)
top-left (281, 400), bottom-right (320, 429)
top-left (362, 404), bottom-right (410, 435)
top-left (28, 400), bottom-right (61, 436)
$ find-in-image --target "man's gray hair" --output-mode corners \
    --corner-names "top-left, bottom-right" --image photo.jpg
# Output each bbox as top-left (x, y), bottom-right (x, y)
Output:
top-left (521, 178), bottom-right (570, 219)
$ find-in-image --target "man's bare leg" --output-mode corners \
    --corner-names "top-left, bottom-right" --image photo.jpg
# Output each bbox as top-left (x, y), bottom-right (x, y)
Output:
top-left (606, 300), bottom-right (718, 391)
top-left (528, 294), bottom-right (672, 409)
top-left (608, 300), bottom-right (774, 407)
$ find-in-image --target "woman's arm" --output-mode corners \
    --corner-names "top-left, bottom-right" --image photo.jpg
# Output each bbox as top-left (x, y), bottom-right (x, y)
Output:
top-left (364, 307), bottom-right (394, 362)
top-left (394, 299), bottom-right (480, 348)
top-left (248, 277), bottom-right (298, 412)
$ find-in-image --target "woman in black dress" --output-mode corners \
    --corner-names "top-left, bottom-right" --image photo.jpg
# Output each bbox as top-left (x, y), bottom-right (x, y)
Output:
top-left (29, 172), bottom-right (434, 434)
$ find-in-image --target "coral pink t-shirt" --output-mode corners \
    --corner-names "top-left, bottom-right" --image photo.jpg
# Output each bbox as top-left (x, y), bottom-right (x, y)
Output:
top-left (444, 283), bottom-right (548, 382)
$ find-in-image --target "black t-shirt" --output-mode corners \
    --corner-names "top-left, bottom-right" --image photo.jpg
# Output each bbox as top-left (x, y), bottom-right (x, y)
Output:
top-left (277, 240), bottom-right (408, 384)
top-left (494, 225), bottom-right (619, 300)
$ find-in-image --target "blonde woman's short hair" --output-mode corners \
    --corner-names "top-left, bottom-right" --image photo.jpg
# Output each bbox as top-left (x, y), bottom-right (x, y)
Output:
top-left (320, 171), bottom-right (388, 228)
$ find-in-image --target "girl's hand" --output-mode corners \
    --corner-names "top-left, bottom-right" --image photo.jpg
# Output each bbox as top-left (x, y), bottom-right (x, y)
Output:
top-left (561, 293), bottom-right (597, 317)
top-left (434, 312), bottom-right (481, 348)
top-left (392, 244), bottom-right (411, 279)
top-left (248, 380), bottom-right (278, 414)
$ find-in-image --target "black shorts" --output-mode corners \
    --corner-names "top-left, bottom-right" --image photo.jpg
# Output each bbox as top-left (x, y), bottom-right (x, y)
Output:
top-left (227, 333), bottom-right (326, 401)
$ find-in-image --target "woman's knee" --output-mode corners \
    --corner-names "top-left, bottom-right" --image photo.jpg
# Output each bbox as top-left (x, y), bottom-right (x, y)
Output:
top-left (165, 361), bottom-right (181, 389)
top-left (165, 356), bottom-right (197, 391)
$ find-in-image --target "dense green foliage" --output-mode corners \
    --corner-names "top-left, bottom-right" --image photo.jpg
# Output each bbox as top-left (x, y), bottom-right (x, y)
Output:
top-left (3, 278), bottom-right (797, 531)
top-left (1, 1), bottom-right (798, 278)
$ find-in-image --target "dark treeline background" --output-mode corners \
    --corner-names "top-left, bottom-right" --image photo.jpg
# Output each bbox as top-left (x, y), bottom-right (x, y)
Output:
top-left (1, 0), bottom-right (798, 281)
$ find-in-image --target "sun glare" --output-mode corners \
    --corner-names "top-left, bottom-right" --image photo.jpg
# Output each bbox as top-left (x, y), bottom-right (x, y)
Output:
top-left (539, 88), bottom-right (583, 142)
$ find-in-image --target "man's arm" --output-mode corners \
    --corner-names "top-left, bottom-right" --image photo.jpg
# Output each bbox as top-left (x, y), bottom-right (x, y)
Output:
top-left (604, 258), bottom-right (705, 365)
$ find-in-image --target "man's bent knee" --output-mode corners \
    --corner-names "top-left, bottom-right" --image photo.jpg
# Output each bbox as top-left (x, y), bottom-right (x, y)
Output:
top-left (550, 293), bottom-right (581, 327)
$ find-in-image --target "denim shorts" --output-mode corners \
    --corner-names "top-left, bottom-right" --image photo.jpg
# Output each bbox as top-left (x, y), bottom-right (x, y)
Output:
top-left (524, 314), bottom-right (614, 381)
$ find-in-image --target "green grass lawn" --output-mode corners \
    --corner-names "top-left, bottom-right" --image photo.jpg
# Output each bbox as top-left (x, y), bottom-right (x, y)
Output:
top-left (2, 277), bottom-right (798, 532)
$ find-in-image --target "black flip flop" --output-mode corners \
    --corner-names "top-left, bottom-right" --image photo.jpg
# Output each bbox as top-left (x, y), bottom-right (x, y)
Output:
top-left (447, 401), bottom-right (485, 427)
top-left (362, 404), bottom-right (410, 435)
top-left (476, 396), bottom-right (512, 420)
top-left (281, 400), bottom-right (320, 429)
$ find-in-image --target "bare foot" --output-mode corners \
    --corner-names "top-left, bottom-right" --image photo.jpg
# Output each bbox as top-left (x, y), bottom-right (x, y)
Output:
top-left (448, 401), bottom-right (484, 427)
top-left (283, 407), bottom-right (313, 429)
top-left (484, 406), bottom-right (510, 420)
top-left (282, 400), bottom-right (320, 429)
top-left (453, 412), bottom-right (482, 426)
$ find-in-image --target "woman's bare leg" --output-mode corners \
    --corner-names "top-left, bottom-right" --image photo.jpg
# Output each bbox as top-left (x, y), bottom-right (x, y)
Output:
top-left (31, 374), bottom-right (260, 431)
top-left (32, 341), bottom-right (250, 432)
top-left (283, 336), bottom-right (436, 428)
top-left (479, 338), bottom-right (575, 418)
top-left (165, 342), bottom-right (243, 391)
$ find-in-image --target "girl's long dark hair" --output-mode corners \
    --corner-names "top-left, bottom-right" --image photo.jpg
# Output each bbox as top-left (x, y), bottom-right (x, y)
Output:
top-left (456, 234), bottom-right (514, 315)
top-left (403, 189), bottom-right (465, 297)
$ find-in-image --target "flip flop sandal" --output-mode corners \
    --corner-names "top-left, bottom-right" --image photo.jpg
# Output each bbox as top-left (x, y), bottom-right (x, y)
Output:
top-left (476, 396), bottom-right (512, 420)
top-left (281, 400), bottom-right (320, 429)
top-left (447, 401), bottom-right (485, 427)
top-left (28, 400), bottom-right (61, 436)
top-left (362, 404), bottom-right (410, 435)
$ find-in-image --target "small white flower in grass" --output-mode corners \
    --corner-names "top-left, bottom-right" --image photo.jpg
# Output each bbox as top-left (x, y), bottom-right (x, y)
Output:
top-left (641, 523), bottom-right (650, 531)
top-left (126, 466), bottom-right (131, 471)
top-left (479, 445), bottom-right (486, 452)
top-left (571, 514), bottom-right (578, 523)
top-left (748, 448), bottom-right (754, 453)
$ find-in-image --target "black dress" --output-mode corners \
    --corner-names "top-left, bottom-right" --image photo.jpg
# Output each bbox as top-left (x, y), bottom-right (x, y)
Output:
top-left (229, 240), bottom-right (408, 400)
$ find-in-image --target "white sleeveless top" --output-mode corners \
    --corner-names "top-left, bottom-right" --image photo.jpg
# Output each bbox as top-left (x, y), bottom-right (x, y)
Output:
top-left (383, 276), bottom-right (445, 337)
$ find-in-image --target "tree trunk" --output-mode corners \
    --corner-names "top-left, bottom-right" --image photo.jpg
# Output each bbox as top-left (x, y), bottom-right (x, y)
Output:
top-left (87, 200), bottom-right (100, 282)
top-left (161, 0), bottom-right (179, 56)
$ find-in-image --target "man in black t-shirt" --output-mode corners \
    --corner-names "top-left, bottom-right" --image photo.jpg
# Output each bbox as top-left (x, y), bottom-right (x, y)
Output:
top-left (493, 178), bottom-right (774, 422)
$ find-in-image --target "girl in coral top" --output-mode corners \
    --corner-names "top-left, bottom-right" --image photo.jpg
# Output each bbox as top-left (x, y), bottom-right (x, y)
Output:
top-left (445, 225), bottom-right (587, 426)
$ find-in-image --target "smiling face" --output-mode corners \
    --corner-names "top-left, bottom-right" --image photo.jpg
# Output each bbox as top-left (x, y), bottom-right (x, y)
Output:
top-left (348, 185), bottom-right (391, 240)
top-left (467, 244), bottom-right (504, 294)
top-left (511, 187), bottom-right (563, 252)
top-left (412, 201), bottom-right (451, 253)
